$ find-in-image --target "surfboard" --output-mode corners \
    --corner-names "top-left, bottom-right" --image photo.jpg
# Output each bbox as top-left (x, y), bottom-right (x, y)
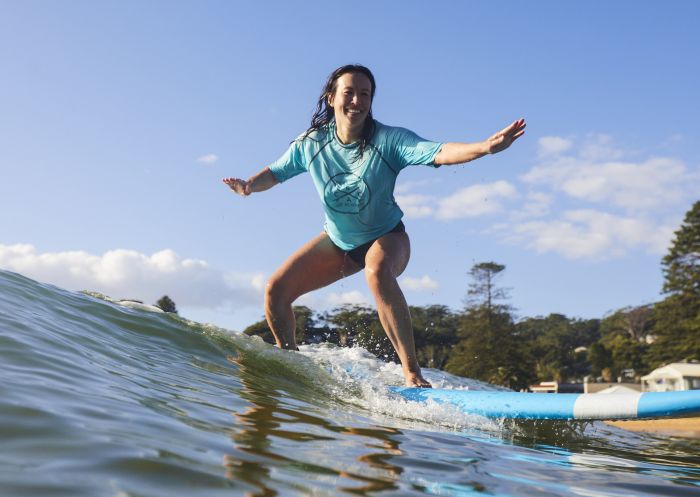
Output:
top-left (390, 387), bottom-right (700, 420)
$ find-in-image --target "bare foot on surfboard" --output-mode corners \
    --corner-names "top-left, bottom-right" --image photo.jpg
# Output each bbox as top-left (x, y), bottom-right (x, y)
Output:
top-left (405, 371), bottom-right (432, 388)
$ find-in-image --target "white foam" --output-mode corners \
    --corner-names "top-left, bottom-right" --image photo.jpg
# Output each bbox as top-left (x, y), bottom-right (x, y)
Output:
top-left (194, 330), bottom-right (503, 433)
top-left (297, 343), bottom-right (502, 433)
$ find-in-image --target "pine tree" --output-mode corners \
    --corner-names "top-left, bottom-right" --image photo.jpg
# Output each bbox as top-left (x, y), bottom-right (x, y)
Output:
top-left (465, 262), bottom-right (509, 312)
top-left (662, 201), bottom-right (700, 299)
top-left (445, 262), bottom-right (533, 390)
top-left (649, 201), bottom-right (700, 365)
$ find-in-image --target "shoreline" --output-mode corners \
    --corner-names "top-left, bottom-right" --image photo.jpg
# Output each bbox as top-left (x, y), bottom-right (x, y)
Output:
top-left (605, 417), bottom-right (700, 438)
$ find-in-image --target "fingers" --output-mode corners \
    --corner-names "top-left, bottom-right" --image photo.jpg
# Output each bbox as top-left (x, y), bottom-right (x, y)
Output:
top-left (488, 118), bottom-right (526, 154)
top-left (502, 119), bottom-right (526, 144)
top-left (514, 118), bottom-right (526, 134)
top-left (497, 119), bottom-right (524, 140)
top-left (507, 118), bottom-right (526, 135)
top-left (221, 177), bottom-right (249, 196)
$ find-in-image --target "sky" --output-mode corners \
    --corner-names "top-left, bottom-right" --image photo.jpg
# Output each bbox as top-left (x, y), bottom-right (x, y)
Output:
top-left (2, 1), bottom-right (699, 331)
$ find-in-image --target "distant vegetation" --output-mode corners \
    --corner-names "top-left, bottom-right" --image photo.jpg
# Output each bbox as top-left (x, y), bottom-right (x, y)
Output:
top-left (155, 295), bottom-right (178, 314)
top-left (244, 201), bottom-right (700, 390)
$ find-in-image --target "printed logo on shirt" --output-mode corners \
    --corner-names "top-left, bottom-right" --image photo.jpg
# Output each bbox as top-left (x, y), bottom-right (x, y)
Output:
top-left (324, 173), bottom-right (371, 214)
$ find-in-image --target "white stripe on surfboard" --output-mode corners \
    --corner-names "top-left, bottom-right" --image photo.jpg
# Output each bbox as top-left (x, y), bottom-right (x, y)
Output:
top-left (573, 393), bottom-right (642, 419)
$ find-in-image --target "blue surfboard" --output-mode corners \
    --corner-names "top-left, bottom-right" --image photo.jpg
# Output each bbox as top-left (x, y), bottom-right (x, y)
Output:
top-left (390, 388), bottom-right (700, 420)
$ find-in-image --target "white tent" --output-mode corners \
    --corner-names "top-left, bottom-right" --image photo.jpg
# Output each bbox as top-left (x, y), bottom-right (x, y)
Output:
top-left (596, 385), bottom-right (640, 394)
top-left (641, 363), bottom-right (700, 392)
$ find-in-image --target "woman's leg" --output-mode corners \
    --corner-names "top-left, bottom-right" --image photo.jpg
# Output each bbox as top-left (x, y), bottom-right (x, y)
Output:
top-left (364, 231), bottom-right (431, 387)
top-left (265, 232), bottom-right (361, 349)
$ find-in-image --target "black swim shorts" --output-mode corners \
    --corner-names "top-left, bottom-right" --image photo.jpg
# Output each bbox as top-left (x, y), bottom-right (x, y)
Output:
top-left (343, 221), bottom-right (406, 268)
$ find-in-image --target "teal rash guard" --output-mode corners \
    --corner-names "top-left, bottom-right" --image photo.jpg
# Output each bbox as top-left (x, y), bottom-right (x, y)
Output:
top-left (268, 120), bottom-right (443, 250)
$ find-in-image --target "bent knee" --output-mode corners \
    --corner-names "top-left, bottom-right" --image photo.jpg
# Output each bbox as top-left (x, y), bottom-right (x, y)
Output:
top-left (265, 275), bottom-right (295, 306)
top-left (365, 261), bottom-right (397, 285)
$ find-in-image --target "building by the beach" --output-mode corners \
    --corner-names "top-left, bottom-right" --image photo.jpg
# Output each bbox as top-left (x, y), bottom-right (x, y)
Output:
top-left (641, 363), bottom-right (700, 392)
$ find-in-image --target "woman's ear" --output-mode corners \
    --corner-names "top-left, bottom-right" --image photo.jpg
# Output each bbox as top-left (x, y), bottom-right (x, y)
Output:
top-left (327, 92), bottom-right (333, 107)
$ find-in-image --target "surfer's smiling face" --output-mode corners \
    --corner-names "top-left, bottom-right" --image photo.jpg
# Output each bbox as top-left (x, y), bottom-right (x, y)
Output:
top-left (328, 72), bottom-right (372, 128)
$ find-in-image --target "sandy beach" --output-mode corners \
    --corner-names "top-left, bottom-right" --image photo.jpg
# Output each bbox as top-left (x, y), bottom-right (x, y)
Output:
top-left (606, 417), bottom-right (700, 438)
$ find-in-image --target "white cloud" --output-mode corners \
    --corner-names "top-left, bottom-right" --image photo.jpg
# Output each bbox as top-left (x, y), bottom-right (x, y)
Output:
top-left (400, 275), bottom-right (439, 291)
top-left (522, 136), bottom-right (695, 212)
top-left (326, 290), bottom-right (371, 308)
top-left (538, 136), bottom-right (573, 157)
top-left (436, 181), bottom-right (517, 220)
top-left (197, 153), bottom-right (219, 164)
top-left (502, 134), bottom-right (698, 260)
top-left (395, 180), bottom-right (519, 221)
top-left (505, 210), bottom-right (676, 260)
top-left (0, 244), bottom-right (262, 309)
top-left (395, 193), bottom-right (435, 219)
top-left (579, 134), bottom-right (625, 161)
top-left (395, 179), bottom-right (437, 194)
top-left (512, 191), bottom-right (553, 220)
top-left (251, 273), bottom-right (266, 292)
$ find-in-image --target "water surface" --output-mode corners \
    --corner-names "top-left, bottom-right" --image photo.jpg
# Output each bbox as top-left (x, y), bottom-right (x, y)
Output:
top-left (1, 269), bottom-right (699, 496)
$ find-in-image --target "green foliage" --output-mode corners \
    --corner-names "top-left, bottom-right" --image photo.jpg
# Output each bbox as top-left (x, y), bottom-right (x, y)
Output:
top-left (465, 262), bottom-right (509, 311)
top-left (410, 305), bottom-right (459, 370)
top-left (445, 306), bottom-right (531, 389)
top-left (243, 306), bottom-right (326, 345)
top-left (602, 305), bottom-right (654, 343)
top-left (155, 295), bottom-right (178, 313)
top-left (597, 306), bottom-right (652, 377)
top-left (324, 305), bottom-right (397, 361)
top-left (649, 200), bottom-right (700, 366)
top-left (445, 262), bottom-right (534, 390)
top-left (587, 342), bottom-right (612, 378)
top-left (661, 200), bottom-right (700, 298)
top-left (243, 318), bottom-right (275, 344)
top-left (516, 314), bottom-right (599, 383)
top-left (290, 305), bottom-right (317, 344)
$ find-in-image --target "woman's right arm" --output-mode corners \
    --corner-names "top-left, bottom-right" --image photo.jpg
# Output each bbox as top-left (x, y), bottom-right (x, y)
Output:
top-left (222, 167), bottom-right (279, 197)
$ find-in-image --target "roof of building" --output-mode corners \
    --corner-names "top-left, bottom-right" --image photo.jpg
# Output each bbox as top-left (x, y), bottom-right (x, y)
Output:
top-left (596, 385), bottom-right (640, 394)
top-left (641, 363), bottom-right (700, 380)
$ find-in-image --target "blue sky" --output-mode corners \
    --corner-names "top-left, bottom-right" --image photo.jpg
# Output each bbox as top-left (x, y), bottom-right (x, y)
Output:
top-left (2, 1), bottom-right (699, 331)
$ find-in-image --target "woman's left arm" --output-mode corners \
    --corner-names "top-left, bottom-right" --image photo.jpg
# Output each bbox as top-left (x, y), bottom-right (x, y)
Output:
top-left (433, 118), bottom-right (526, 166)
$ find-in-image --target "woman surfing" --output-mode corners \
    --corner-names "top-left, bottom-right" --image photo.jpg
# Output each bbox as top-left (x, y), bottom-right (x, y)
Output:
top-left (224, 64), bottom-right (525, 387)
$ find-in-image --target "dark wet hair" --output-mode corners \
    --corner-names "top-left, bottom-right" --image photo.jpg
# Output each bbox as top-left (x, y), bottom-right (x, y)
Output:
top-left (304, 64), bottom-right (377, 159)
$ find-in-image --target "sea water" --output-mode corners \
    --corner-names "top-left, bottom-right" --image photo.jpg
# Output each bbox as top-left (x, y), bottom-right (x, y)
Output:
top-left (1, 269), bottom-right (699, 497)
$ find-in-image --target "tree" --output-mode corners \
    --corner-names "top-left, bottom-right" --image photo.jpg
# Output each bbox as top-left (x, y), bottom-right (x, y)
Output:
top-left (445, 262), bottom-right (533, 390)
top-left (587, 342), bottom-right (613, 378)
top-left (155, 295), bottom-right (178, 313)
top-left (600, 305), bottom-right (654, 343)
top-left (410, 305), bottom-right (459, 370)
top-left (243, 317), bottom-right (275, 344)
top-left (465, 262), bottom-right (509, 312)
top-left (661, 201), bottom-right (700, 298)
top-left (598, 306), bottom-right (651, 377)
top-left (243, 306), bottom-right (325, 344)
top-left (516, 314), bottom-right (599, 383)
top-left (650, 201), bottom-right (700, 365)
top-left (324, 305), bottom-right (396, 360)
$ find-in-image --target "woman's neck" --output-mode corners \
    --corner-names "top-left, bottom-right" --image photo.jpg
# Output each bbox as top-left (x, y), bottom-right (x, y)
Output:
top-left (334, 118), bottom-right (364, 145)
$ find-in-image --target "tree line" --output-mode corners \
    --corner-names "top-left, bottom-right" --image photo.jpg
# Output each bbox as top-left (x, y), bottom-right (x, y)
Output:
top-left (244, 201), bottom-right (700, 390)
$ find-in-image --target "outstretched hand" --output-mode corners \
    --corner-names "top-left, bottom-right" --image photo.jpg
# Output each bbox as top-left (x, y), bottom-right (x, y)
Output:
top-left (222, 177), bottom-right (250, 196)
top-left (486, 118), bottom-right (526, 155)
